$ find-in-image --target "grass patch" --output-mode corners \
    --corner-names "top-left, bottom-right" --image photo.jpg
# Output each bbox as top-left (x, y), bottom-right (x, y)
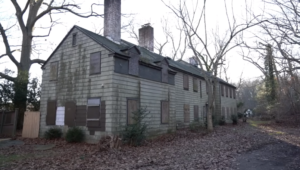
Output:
top-left (0, 154), bottom-right (28, 166)
top-left (249, 120), bottom-right (271, 127)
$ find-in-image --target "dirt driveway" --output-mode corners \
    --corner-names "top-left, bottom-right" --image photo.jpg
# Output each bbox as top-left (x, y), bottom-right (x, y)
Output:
top-left (0, 121), bottom-right (299, 170)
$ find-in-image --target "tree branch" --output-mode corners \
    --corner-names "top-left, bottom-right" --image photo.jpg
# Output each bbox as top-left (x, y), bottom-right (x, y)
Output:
top-left (10, 0), bottom-right (26, 32)
top-left (0, 72), bottom-right (16, 82)
top-left (0, 23), bottom-right (20, 67)
top-left (31, 59), bottom-right (46, 65)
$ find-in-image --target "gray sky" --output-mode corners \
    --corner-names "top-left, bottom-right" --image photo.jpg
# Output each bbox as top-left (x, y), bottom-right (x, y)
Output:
top-left (0, 0), bottom-right (265, 83)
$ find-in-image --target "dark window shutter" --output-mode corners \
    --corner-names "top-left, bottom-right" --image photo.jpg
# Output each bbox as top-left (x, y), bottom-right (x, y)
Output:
top-left (90, 52), bottom-right (101, 74)
top-left (46, 100), bottom-right (56, 125)
top-left (75, 105), bottom-right (86, 126)
top-left (99, 101), bottom-right (106, 131)
top-left (127, 99), bottom-right (139, 124)
top-left (183, 74), bottom-right (189, 90)
top-left (199, 80), bottom-right (202, 98)
top-left (221, 85), bottom-right (224, 96)
top-left (161, 101), bottom-right (169, 124)
top-left (194, 105), bottom-right (199, 121)
top-left (162, 63), bottom-right (168, 83)
top-left (184, 104), bottom-right (190, 123)
top-left (226, 86), bottom-right (228, 97)
top-left (72, 33), bottom-right (77, 46)
top-left (50, 62), bottom-right (58, 81)
top-left (230, 88), bottom-right (232, 98)
top-left (65, 101), bottom-right (76, 127)
top-left (193, 77), bottom-right (198, 92)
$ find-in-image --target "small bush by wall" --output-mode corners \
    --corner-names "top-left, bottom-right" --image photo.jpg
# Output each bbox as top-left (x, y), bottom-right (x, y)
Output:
top-left (121, 108), bottom-right (148, 146)
top-left (65, 127), bottom-right (85, 143)
top-left (44, 127), bottom-right (63, 140)
top-left (231, 114), bottom-right (238, 125)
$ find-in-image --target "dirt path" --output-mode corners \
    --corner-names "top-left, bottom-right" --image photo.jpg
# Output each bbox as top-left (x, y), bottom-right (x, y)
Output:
top-left (0, 121), bottom-right (299, 170)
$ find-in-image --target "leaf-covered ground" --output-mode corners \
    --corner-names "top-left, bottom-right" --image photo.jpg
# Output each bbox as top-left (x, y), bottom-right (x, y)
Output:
top-left (1, 121), bottom-right (299, 170)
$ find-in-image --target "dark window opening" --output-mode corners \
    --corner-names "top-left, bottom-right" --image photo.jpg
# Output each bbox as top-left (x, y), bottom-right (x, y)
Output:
top-left (90, 52), bottom-right (101, 75)
top-left (72, 33), bottom-right (77, 46)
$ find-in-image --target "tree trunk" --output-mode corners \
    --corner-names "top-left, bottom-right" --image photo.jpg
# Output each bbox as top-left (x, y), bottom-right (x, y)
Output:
top-left (14, 34), bottom-right (32, 129)
top-left (206, 78), bottom-right (214, 131)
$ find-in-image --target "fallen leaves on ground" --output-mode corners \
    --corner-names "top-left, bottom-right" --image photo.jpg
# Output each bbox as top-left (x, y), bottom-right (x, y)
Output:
top-left (0, 121), bottom-right (299, 170)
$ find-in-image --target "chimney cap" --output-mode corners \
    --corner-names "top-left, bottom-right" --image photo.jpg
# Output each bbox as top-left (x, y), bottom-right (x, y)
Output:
top-left (142, 23), bottom-right (151, 27)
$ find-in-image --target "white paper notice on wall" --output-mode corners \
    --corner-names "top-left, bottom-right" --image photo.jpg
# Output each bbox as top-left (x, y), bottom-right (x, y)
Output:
top-left (56, 107), bottom-right (65, 125)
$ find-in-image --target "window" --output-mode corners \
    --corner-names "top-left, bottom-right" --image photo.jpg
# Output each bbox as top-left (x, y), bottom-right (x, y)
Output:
top-left (90, 52), bottom-right (101, 75)
top-left (46, 100), bottom-right (56, 125)
top-left (161, 101), bottom-right (169, 124)
top-left (50, 61), bottom-right (58, 81)
top-left (72, 33), bottom-right (77, 46)
top-left (194, 105), bottom-right (199, 121)
top-left (200, 80), bottom-right (202, 98)
top-left (226, 86), bottom-right (228, 97)
top-left (221, 85), bottom-right (224, 96)
top-left (162, 63), bottom-right (168, 83)
top-left (184, 104), bottom-right (190, 122)
top-left (229, 88), bottom-right (232, 98)
top-left (86, 98), bottom-right (106, 131)
top-left (127, 99), bottom-right (139, 124)
top-left (233, 89), bottom-right (236, 99)
top-left (183, 74), bottom-right (189, 90)
top-left (193, 77), bottom-right (198, 92)
top-left (206, 81), bottom-right (208, 94)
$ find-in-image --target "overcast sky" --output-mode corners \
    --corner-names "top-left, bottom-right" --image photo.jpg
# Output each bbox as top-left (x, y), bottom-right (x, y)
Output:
top-left (0, 0), bottom-right (266, 84)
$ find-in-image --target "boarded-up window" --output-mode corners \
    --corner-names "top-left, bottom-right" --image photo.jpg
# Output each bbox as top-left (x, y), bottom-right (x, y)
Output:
top-left (193, 77), bottom-right (198, 92)
top-left (183, 74), bottom-right (189, 90)
top-left (46, 100), bottom-right (56, 125)
top-left (161, 101), bottom-right (169, 124)
top-left (200, 80), bottom-right (202, 98)
top-left (229, 88), bottom-right (232, 98)
top-left (72, 33), bottom-right (77, 46)
top-left (127, 99), bottom-right (139, 124)
top-left (194, 105), bottom-right (199, 121)
top-left (87, 98), bottom-right (100, 128)
top-left (114, 57), bottom-right (129, 74)
top-left (128, 48), bottom-right (139, 76)
top-left (90, 52), bottom-right (101, 75)
top-left (50, 62), bottom-right (58, 81)
top-left (75, 105), bottom-right (86, 126)
top-left (162, 63), bottom-right (168, 83)
top-left (184, 104), bottom-right (190, 123)
top-left (99, 101), bottom-right (106, 131)
top-left (65, 101), bottom-right (76, 127)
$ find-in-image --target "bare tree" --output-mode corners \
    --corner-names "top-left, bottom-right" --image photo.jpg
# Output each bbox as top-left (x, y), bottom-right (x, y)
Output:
top-left (162, 0), bottom-right (265, 130)
top-left (0, 0), bottom-right (103, 127)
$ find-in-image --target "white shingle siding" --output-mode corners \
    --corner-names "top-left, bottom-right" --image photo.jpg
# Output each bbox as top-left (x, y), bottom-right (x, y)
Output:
top-left (40, 27), bottom-right (237, 142)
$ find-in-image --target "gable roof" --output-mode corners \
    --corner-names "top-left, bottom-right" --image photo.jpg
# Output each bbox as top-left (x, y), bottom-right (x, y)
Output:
top-left (42, 25), bottom-right (235, 88)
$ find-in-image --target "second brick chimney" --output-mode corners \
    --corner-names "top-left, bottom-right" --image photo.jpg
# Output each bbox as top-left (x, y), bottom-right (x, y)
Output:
top-left (139, 23), bottom-right (154, 51)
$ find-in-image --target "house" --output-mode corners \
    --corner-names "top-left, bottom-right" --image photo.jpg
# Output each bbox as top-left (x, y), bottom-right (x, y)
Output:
top-left (39, 0), bottom-right (237, 142)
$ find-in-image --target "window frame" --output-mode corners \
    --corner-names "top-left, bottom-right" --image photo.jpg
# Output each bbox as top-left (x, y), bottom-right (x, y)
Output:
top-left (90, 51), bottom-right (101, 75)
top-left (193, 77), bottom-right (198, 92)
top-left (72, 33), bottom-right (77, 46)
top-left (183, 74), bottom-right (189, 90)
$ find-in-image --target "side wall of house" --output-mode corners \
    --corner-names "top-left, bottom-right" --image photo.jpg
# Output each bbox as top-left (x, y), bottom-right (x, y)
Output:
top-left (39, 28), bottom-right (114, 142)
top-left (174, 72), bottom-right (208, 125)
top-left (221, 86), bottom-right (237, 121)
top-left (111, 71), bottom-right (176, 136)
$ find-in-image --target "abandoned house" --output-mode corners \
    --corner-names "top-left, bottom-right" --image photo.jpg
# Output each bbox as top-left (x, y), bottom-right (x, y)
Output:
top-left (39, 0), bottom-right (237, 142)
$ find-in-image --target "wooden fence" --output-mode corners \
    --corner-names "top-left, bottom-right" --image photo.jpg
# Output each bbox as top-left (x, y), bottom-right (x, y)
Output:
top-left (0, 109), bottom-right (18, 138)
top-left (22, 111), bottom-right (40, 138)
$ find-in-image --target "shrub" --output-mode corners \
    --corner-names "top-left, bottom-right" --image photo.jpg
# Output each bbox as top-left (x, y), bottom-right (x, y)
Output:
top-left (219, 116), bottom-right (226, 125)
top-left (237, 112), bottom-right (243, 119)
top-left (44, 127), bottom-right (63, 140)
top-left (121, 108), bottom-right (148, 146)
top-left (189, 121), bottom-right (203, 132)
top-left (65, 127), bottom-right (85, 143)
top-left (231, 114), bottom-right (238, 125)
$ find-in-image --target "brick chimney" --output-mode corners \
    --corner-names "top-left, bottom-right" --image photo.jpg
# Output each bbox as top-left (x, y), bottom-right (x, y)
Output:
top-left (104, 0), bottom-right (121, 43)
top-left (139, 23), bottom-right (154, 51)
